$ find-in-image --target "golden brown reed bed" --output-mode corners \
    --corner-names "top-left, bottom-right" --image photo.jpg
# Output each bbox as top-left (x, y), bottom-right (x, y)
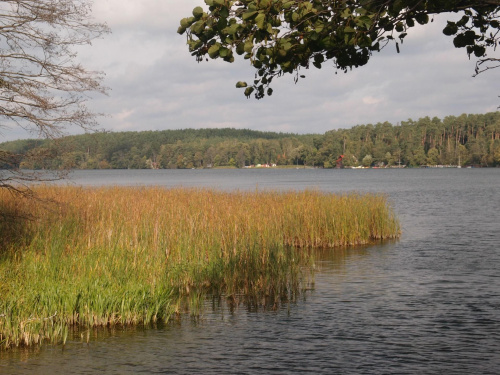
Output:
top-left (0, 186), bottom-right (400, 349)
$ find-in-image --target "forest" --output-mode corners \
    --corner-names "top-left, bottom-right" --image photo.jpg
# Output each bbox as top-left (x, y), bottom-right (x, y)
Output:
top-left (1, 112), bottom-right (500, 170)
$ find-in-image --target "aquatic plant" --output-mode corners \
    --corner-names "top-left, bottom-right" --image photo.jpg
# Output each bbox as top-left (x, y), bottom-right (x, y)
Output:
top-left (0, 186), bottom-right (400, 349)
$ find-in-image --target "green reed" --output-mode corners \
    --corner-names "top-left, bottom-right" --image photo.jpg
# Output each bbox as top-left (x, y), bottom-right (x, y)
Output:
top-left (0, 186), bottom-right (400, 349)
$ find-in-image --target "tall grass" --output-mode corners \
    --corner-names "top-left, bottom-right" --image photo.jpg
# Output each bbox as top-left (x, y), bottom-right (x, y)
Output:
top-left (0, 186), bottom-right (400, 349)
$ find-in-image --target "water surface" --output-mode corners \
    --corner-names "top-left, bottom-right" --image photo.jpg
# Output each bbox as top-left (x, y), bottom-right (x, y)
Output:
top-left (2, 168), bottom-right (499, 374)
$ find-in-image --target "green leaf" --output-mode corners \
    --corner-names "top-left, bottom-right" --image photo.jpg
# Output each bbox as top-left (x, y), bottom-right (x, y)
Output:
top-left (255, 13), bottom-right (266, 29)
top-left (208, 44), bottom-right (220, 58)
top-left (443, 22), bottom-right (458, 36)
top-left (193, 40), bottom-right (203, 50)
top-left (314, 54), bottom-right (324, 63)
top-left (242, 11), bottom-right (258, 20)
top-left (314, 20), bottom-right (325, 33)
top-left (180, 18), bottom-right (193, 29)
top-left (453, 34), bottom-right (467, 48)
top-left (464, 30), bottom-right (477, 44)
top-left (244, 87), bottom-right (255, 98)
top-left (473, 45), bottom-right (486, 57)
top-left (236, 81), bottom-right (248, 88)
top-left (359, 16), bottom-right (373, 29)
top-left (192, 7), bottom-right (204, 19)
top-left (217, 17), bottom-right (228, 29)
top-left (259, 0), bottom-right (271, 9)
top-left (457, 15), bottom-right (469, 27)
top-left (341, 8), bottom-right (351, 18)
top-left (236, 42), bottom-right (245, 55)
top-left (283, 41), bottom-right (292, 51)
top-left (370, 42), bottom-right (380, 51)
top-left (359, 35), bottom-right (372, 48)
top-left (383, 23), bottom-right (394, 31)
top-left (392, 0), bottom-right (404, 13)
top-left (225, 23), bottom-right (240, 35)
top-left (205, 0), bottom-right (214, 5)
top-left (415, 13), bottom-right (429, 25)
top-left (220, 6), bottom-right (229, 19)
top-left (452, 31), bottom-right (476, 49)
top-left (303, 2), bottom-right (312, 11)
top-left (356, 8), bottom-right (367, 16)
top-left (244, 40), bottom-right (254, 53)
top-left (191, 20), bottom-right (206, 34)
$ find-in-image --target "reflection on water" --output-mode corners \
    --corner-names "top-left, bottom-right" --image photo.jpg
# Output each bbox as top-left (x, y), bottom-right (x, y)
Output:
top-left (2, 169), bottom-right (500, 374)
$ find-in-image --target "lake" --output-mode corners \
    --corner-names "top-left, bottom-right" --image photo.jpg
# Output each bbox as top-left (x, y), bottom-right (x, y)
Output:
top-left (1, 168), bottom-right (499, 374)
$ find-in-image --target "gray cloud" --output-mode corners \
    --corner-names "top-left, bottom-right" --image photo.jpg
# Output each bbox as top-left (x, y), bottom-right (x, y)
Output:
top-left (1, 2), bottom-right (498, 141)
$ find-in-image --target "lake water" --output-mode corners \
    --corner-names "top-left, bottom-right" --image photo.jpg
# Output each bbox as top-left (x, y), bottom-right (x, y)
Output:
top-left (1, 168), bottom-right (500, 374)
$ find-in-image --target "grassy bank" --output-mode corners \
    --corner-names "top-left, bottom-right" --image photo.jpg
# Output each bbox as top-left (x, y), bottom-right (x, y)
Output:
top-left (0, 186), bottom-right (400, 349)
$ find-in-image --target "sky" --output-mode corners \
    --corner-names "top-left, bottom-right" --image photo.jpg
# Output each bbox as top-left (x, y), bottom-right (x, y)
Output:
top-left (2, 0), bottom-right (499, 141)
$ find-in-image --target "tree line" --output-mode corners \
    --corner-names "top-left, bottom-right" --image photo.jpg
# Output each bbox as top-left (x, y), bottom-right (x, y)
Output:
top-left (1, 112), bottom-right (500, 170)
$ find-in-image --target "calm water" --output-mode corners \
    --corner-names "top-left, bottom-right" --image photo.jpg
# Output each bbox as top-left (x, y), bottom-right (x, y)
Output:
top-left (2, 168), bottom-right (499, 374)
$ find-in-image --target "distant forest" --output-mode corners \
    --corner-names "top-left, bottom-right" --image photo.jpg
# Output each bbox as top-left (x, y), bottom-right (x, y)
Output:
top-left (1, 112), bottom-right (500, 169)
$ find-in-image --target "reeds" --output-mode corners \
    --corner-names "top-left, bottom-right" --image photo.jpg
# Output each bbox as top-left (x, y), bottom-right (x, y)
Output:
top-left (0, 186), bottom-right (400, 349)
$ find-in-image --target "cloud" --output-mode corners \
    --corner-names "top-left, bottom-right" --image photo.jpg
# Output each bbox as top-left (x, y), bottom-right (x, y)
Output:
top-left (83, 5), bottom-right (496, 140)
top-left (1, 3), bottom-right (498, 142)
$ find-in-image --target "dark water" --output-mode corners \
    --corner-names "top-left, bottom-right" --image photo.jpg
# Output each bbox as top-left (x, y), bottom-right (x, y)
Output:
top-left (2, 168), bottom-right (499, 374)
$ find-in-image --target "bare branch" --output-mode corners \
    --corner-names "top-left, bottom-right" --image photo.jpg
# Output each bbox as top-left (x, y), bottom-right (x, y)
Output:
top-left (0, 0), bottom-right (109, 197)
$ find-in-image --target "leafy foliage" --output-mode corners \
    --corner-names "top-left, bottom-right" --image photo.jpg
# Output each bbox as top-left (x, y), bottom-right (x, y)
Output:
top-left (178, 0), bottom-right (500, 98)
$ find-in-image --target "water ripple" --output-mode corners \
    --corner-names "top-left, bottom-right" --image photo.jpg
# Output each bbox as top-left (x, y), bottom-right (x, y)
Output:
top-left (2, 169), bottom-right (500, 374)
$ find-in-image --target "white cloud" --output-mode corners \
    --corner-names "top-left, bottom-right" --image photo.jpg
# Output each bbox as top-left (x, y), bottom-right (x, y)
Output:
top-left (362, 96), bottom-right (384, 106)
top-left (115, 109), bottom-right (135, 122)
top-left (93, 0), bottom-right (201, 30)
